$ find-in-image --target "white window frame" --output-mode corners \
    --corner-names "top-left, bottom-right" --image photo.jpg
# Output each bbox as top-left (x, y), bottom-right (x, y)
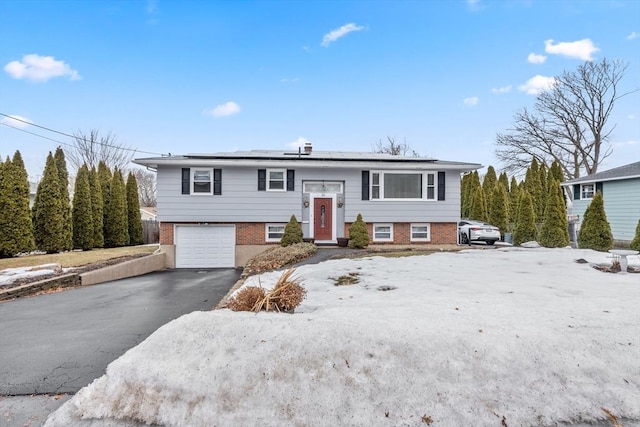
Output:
top-left (192, 168), bottom-right (213, 195)
top-left (410, 223), bottom-right (431, 242)
top-left (370, 171), bottom-right (436, 201)
top-left (373, 223), bottom-right (394, 242)
top-left (267, 169), bottom-right (286, 191)
top-left (580, 183), bottom-right (595, 200)
top-left (265, 223), bottom-right (286, 242)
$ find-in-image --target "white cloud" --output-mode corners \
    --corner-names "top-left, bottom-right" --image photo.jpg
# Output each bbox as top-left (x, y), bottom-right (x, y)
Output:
top-left (0, 114), bottom-right (32, 129)
top-left (4, 54), bottom-right (80, 83)
top-left (527, 53), bottom-right (547, 64)
top-left (627, 31), bottom-right (639, 40)
top-left (491, 85), bottom-right (512, 94)
top-left (544, 39), bottom-right (599, 61)
top-left (205, 101), bottom-right (241, 118)
top-left (518, 75), bottom-right (556, 95)
top-left (321, 23), bottom-right (364, 47)
top-left (288, 137), bottom-right (313, 149)
top-left (280, 77), bottom-right (299, 83)
top-left (463, 97), bottom-right (479, 107)
top-left (613, 139), bottom-right (638, 147)
top-left (628, 114), bottom-right (636, 120)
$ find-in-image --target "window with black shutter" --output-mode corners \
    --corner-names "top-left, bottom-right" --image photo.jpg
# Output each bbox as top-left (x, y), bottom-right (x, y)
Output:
top-left (258, 169), bottom-right (266, 191)
top-left (181, 168), bottom-right (190, 194)
top-left (286, 170), bottom-right (295, 191)
top-left (361, 170), bottom-right (369, 200)
top-left (213, 169), bottom-right (222, 195)
top-left (437, 171), bottom-right (446, 201)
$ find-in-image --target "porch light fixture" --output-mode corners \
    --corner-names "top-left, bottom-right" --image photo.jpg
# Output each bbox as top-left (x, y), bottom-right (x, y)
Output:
top-left (337, 195), bottom-right (344, 208)
top-left (303, 196), bottom-right (310, 207)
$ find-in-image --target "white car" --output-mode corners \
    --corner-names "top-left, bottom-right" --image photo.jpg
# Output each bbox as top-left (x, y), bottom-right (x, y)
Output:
top-left (458, 220), bottom-right (501, 245)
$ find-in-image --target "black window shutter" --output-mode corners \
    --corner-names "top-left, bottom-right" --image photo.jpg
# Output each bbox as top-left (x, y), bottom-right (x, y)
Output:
top-left (258, 169), bottom-right (266, 191)
top-left (286, 170), bottom-right (295, 191)
top-left (361, 171), bottom-right (370, 200)
top-left (595, 182), bottom-right (603, 194)
top-left (213, 169), bottom-right (222, 195)
top-left (181, 168), bottom-right (190, 194)
top-left (573, 185), bottom-right (580, 200)
top-left (437, 171), bottom-right (446, 201)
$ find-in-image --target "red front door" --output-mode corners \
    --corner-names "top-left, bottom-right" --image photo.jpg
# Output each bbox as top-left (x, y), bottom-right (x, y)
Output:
top-left (314, 198), bottom-right (333, 241)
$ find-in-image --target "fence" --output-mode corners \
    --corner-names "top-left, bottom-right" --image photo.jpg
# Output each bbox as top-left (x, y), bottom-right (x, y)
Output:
top-left (142, 219), bottom-right (160, 244)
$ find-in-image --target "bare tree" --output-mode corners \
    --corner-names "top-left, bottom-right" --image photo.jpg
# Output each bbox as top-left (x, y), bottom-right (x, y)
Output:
top-left (66, 129), bottom-right (135, 173)
top-left (495, 58), bottom-right (633, 179)
top-left (132, 168), bottom-right (157, 207)
top-left (373, 137), bottom-right (419, 157)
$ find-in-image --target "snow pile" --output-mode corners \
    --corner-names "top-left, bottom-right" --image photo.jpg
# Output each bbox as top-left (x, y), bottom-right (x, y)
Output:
top-left (45, 248), bottom-right (640, 426)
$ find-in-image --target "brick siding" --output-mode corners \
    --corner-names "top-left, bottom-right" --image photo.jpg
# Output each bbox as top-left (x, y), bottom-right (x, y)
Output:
top-left (162, 221), bottom-right (457, 245)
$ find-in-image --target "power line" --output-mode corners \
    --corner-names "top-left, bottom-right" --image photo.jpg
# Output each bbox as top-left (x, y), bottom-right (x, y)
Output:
top-left (0, 112), bottom-right (167, 157)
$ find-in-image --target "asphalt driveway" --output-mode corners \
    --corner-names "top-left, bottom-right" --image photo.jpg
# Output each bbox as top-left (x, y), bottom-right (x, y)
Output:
top-left (0, 268), bottom-right (240, 396)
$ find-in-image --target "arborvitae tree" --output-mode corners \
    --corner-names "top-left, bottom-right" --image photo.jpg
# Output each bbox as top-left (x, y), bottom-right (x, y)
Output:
top-left (577, 191), bottom-right (613, 251)
top-left (464, 171), bottom-right (482, 218)
top-left (538, 163), bottom-right (548, 218)
top-left (629, 219), bottom-right (640, 251)
top-left (460, 172), bottom-right (472, 218)
top-left (33, 153), bottom-right (65, 253)
top-left (104, 168), bottom-right (129, 247)
top-left (482, 165), bottom-right (497, 200)
top-left (72, 165), bottom-right (94, 250)
top-left (509, 176), bottom-right (520, 225)
top-left (469, 186), bottom-right (488, 222)
top-left (98, 161), bottom-right (112, 238)
top-left (524, 159), bottom-right (542, 222)
top-left (54, 147), bottom-right (73, 251)
top-left (498, 172), bottom-right (510, 194)
top-left (549, 160), bottom-right (564, 184)
top-left (539, 179), bottom-right (570, 248)
top-left (89, 167), bottom-right (104, 248)
top-left (513, 191), bottom-right (538, 246)
top-left (348, 213), bottom-right (369, 248)
top-left (126, 172), bottom-right (144, 246)
top-left (280, 214), bottom-right (303, 247)
top-left (488, 184), bottom-right (509, 240)
top-left (0, 156), bottom-right (33, 257)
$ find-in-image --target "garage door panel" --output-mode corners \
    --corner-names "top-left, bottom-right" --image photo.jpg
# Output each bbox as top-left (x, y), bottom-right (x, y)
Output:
top-left (175, 226), bottom-right (235, 268)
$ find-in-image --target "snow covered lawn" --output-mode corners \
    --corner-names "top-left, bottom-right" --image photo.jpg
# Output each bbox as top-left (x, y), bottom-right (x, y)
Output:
top-left (45, 247), bottom-right (640, 426)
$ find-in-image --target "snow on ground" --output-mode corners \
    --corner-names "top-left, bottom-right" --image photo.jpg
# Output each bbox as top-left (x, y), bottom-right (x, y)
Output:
top-left (45, 247), bottom-right (640, 427)
top-left (0, 264), bottom-right (66, 287)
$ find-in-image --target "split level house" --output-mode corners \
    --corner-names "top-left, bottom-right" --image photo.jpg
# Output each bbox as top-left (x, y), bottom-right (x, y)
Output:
top-left (562, 161), bottom-right (640, 246)
top-left (134, 145), bottom-right (481, 268)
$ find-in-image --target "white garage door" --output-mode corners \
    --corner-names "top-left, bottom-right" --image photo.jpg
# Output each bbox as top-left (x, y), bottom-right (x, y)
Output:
top-left (175, 225), bottom-right (235, 268)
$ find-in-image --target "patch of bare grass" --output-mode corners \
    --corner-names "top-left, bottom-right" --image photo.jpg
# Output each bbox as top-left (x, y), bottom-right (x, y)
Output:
top-left (333, 272), bottom-right (360, 286)
top-left (0, 245), bottom-right (158, 270)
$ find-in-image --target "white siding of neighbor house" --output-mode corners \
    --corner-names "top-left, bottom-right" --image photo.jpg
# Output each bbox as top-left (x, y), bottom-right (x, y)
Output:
top-left (572, 178), bottom-right (640, 242)
top-left (156, 165), bottom-right (463, 223)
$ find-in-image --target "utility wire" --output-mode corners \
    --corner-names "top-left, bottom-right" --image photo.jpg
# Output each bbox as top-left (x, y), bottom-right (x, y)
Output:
top-left (0, 112), bottom-right (167, 157)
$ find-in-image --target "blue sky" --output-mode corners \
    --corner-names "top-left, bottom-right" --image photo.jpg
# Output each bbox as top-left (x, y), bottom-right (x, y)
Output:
top-left (1, 0), bottom-right (639, 179)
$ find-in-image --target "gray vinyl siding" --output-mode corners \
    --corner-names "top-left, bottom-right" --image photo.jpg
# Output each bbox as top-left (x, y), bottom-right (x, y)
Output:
top-left (157, 166), bottom-right (303, 222)
top-left (572, 178), bottom-right (640, 242)
top-left (602, 179), bottom-right (640, 241)
top-left (157, 165), bottom-right (462, 223)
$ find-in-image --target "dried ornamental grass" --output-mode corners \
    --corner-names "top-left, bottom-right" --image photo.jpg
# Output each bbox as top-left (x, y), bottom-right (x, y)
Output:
top-left (227, 286), bottom-right (266, 312)
top-left (253, 268), bottom-right (307, 313)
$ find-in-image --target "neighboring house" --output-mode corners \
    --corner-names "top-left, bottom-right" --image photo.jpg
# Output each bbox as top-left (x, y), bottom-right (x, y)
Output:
top-left (562, 161), bottom-right (640, 245)
top-left (134, 145), bottom-right (481, 268)
top-left (29, 180), bottom-right (38, 208)
top-left (140, 207), bottom-right (157, 221)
